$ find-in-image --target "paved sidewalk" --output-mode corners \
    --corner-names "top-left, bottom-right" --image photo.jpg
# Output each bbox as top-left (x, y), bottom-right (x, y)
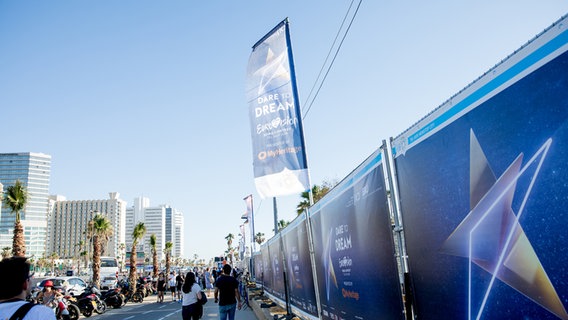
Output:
top-left (137, 289), bottom-right (260, 319)
top-left (200, 291), bottom-right (259, 320)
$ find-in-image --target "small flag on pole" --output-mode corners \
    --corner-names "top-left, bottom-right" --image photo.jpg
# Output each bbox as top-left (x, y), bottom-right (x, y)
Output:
top-left (243, 194), bottom-right (257, 251)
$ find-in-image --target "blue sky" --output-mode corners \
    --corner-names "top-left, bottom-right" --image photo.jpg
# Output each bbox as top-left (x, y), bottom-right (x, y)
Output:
top-left (1, 1), bottom-right (567, 260)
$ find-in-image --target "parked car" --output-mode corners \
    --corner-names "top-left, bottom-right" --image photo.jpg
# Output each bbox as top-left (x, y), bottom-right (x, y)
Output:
top-left (101, 275), bottom-right (118, 290)
top-left (37, 276), bottom-right (88, 296)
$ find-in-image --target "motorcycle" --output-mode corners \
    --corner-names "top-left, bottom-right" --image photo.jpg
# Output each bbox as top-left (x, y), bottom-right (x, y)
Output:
top-left (67, 292), bottom-right (98, 317)
top-left (85, 284), bottom-right (107, 314)
top-left (101, 287), bottom-right (124, 308)
top-left (53, 293), bottom-right (80, 320)
top-left (118, 279), bottom-right (144, 304)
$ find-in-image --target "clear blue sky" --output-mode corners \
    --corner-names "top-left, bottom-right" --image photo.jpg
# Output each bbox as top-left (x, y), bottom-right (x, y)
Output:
top-left (1, 1), bottom-right (567, 261)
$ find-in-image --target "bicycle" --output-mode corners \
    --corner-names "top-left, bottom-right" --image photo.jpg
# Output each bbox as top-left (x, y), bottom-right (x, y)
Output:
top-left (237, 274), bottom-right (250, 310)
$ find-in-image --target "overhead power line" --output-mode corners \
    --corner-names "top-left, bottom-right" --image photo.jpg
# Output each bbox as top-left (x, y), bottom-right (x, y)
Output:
top-left (302, 0), bottom-right (363, 120)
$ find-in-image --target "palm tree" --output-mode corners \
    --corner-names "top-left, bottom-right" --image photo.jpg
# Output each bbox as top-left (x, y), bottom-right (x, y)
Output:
top-left (1, 247), bottom-right (11, 260)
top-left (296, 181), bottom-right (336, 215)
top-left (164, 242), bottom-right (173, 278)
top-left (87, 213), bottom-right (113, 287)
top-left (277, 219), bottom-right (290, 231)
top-left (75, 240), bottom-right (85, 275)
top-left (80, 251), bottom-right (88, 272)
top-left (2, 180), bottom-right (29, 256)
top-left (150, 234), bottom-right (159, 278)
top-left (225, 233), bottom-right (234, 249)
top-left (254, 232), bottom-right (265, 246)
top-left (118, 243), bottom-right (126, 272)
top-left (49, 252), bottom-right (58, 274)
top-left (129, 222), bottom-right (146, 292)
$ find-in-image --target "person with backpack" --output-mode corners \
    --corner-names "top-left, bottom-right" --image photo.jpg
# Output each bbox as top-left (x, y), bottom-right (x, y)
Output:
top-left (181, 271), bottom-right (204, 320)
top-left (0, 256), bottom-right (56, 320)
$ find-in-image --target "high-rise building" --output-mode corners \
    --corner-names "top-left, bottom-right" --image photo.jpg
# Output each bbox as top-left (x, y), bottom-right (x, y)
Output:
top-left (47, 193), bottom-right (127, 259)
top-left (166, 207), bottom-right (184, 258)
top-left (125, 197), bottom-right (184, 264)
top-left (0, 152), bottom-right (51, 258)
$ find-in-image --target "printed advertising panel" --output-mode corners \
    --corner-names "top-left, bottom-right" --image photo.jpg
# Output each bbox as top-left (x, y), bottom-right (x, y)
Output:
top-left (260, 244), bottom-right (273, 294)
top-left (253, 251), bottom-right (263, 284)
top-left (393, 23), bottom-right (568, 319)
top-left (267, 235), bottom-right (286, 301)
top-left (309, 161), bottom-right (403, 320)
top-left (281, 215), bottom-right (318, 318)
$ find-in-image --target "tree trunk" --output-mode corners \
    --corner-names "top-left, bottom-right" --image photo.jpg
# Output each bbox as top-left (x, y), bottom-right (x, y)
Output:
top-left (129, 244), bottom-right (137, 293)
top-left (92, 235), bottom-right (101, 287)
top-left (153, 250), bottom-right (158, 278)
top-left (165, 253), bottom-right (170, 280)
top-left (12, 221), bottom-right (26, 257)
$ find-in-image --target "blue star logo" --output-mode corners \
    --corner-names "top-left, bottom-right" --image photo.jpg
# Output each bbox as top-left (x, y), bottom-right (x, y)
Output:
top-left (440, 129), bottom-right (567, 320)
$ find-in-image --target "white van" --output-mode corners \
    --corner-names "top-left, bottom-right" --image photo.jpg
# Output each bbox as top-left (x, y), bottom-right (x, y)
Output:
top-left (98, 257), bottom-right (119, 289)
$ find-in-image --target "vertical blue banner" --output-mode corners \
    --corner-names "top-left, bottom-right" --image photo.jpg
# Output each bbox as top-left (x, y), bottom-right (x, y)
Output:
top-left (268, 235), bottom-right (286, 301)
top-left (253, 251), bottom-right (263, 284)
top-left (310, 164), bottom-right (404, 320)
top-left (246, 19), bottom-right (310, 198)
top-left (261, 244), bottom-right (273, 294)
top-left (281, 216), bottom-right (319, 318)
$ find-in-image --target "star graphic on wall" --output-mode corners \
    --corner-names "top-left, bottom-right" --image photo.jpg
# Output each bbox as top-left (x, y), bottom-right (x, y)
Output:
top-left (440, 129), bottom-right (567, 320)
top-left (323, 227), bottom-right (338, 301)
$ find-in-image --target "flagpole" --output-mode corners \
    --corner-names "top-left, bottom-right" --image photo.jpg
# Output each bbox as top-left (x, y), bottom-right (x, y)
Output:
top-left (286, 17), bottom-right (321, 319)
top-left (272, 197), bottom-right (279, 235)
top-left (251, 196), bottom-right (256, 253)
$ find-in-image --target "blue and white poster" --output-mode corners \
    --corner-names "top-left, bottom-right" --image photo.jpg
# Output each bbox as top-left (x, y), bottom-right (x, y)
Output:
top-left (393, 20), bottom-right (568, 320)
top-left (267, 235), bottom-right (286, 301)
top-left (246, 19), bottom-right (309, 198)
top-left (253, 251), bottom-right (263, 284)
top-left (260, 244), bottom-right (273, 294)
top-left (281, 215), bottom-right (318, 318)
top-left (309, 162), bottom-right (403, 320)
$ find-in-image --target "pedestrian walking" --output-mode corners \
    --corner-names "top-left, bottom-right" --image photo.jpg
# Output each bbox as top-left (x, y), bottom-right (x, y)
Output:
top-left (157, 272), bottom-right (166, 303)
top-left (214, 264), bottom-right (242, 320)
top-left (204, 267), bottom-right (213, 292)
top-left (181, 271), bottom-right (203, 320)
top-left (176, 271), bottom-right (185, 302)
top-left (0, 256), bottom-right (56, 319)
top-left (169, 271), bottom-right (177, 301)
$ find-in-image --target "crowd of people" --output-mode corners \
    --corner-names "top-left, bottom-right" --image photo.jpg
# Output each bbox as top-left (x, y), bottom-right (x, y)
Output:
top-left (0, 256), bottom-right (248, 320)
top-left (131, 264), bottom-right (246, 320)
top-left (153, 264), bottom-right (245, 320)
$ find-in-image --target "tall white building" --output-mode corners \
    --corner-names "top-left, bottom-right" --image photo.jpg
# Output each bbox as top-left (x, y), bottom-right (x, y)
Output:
top-left (0, 152), bottom-right (51, 258)
top-left (125, 197), bottom-right (184, 263)
top-left (47, 192), bottom-right (127, 259)
top-left (167, 207), bottom-right (184, 258)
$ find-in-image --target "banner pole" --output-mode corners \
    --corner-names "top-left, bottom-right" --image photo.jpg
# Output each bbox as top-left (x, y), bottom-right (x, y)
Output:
top-left (306, 209), bottom-right (323, 319)
top-left (382, 138), bottom-right (413, 319)
top-left (272, 197), bottom-right (279, 236)
top-left (249, 195), bottom-right (256, 253)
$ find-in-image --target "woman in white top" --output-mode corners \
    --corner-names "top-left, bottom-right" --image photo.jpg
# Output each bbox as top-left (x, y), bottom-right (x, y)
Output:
top-left (181, 271), bottom-right (203, 320)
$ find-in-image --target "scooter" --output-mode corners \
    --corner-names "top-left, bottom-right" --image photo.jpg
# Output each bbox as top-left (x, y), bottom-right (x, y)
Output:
top-left (101, 287), bottom-right (124, 308)
top-left (67, 292), bottom-right (97, 317)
